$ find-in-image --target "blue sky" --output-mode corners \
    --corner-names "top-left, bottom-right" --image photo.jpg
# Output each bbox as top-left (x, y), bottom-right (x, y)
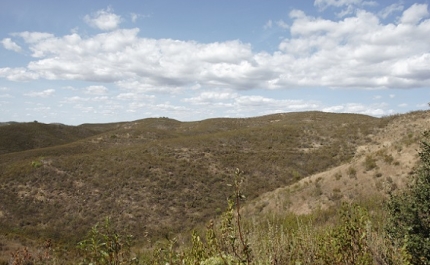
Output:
top-left (1, 0), bottom-right (429, 125)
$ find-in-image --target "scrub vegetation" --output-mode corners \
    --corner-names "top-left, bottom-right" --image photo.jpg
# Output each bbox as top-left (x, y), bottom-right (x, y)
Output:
top-left (0, 110), bottom-right (429, 264)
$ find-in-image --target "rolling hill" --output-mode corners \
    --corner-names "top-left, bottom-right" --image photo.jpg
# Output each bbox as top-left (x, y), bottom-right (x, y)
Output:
top-left (0, 110), bottom-right (428, 261)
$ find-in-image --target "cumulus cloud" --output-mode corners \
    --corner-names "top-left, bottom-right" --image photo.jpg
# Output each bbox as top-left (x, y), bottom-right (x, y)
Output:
top-left (1, 3), bottom-right (430, 92)
top-left (399, 3), bottom-right (429, 24)
top-left (13, 32), bottom-right (54, 44)
top-left (84, 7), bottom-right (122, 31)
top-left (24, 89), bottom-right (55, 97)
top-left (84, 85), bottom-right (108, 95)
top-left (0, 67), bottom-right (39, 81)
top-left (1, 38), bottom-right (22, 52)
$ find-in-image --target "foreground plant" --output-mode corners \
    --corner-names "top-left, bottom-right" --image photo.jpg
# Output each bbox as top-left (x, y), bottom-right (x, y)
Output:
top-left (77, 218), bottom-right (138, 265)
top-left (150, 168), bottom-right (252, 265)
top-left (9, 240), bottom-right (53, 265)
top-left (387, 130), bottom-right (430, 264)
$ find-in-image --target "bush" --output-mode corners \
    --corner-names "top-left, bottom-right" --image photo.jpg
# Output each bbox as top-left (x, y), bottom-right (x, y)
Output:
top-left (316, 203), bottom-right (373, 265)
top-left (77, 218), bottom-right (137, 265)
top-left (363, 155), bottom-right (378, 171)
top-left (347, 166), bottom-right (357, 178)
top-left (386, 130), bottom-right (430, 264)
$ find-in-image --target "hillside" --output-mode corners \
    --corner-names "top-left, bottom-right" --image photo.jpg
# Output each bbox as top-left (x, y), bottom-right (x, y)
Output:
top-left (0, 111), bottom-right (423, 258)
top-left (244, 110), bottom-right (429, 218)
top-left (0, 121), bottom-right (123, 155)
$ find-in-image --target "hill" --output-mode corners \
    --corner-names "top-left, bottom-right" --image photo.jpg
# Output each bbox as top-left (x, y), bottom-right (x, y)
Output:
top-left (0, 111), bottom-right (424, 259)
top-left (244, 110), bottom-right (430, 219)
top-left (0, 121), bottom-right (123, 155)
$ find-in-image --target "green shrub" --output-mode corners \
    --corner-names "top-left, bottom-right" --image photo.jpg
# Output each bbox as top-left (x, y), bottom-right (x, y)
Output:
top-left (77, 218), bottom-right (137, 265)
top-left (316, 203), bottom-right (373, 265)
top-left (386, 130), bottom-right (430, 264)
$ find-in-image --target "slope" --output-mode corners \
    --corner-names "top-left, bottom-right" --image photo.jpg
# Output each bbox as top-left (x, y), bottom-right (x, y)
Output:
top-left (0, 112), bottom-right (392, 247)
top-left (244, 110), bottom-right (430, 218)
top-left (0, 121), bottom-right (123, 155)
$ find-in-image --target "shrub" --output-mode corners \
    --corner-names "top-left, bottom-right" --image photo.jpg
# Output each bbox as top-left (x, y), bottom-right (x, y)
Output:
top-left (347, 166), bottom-right (357, 178)
top-left (316, 203), bottom-right (373, 265)
top-left (386, 130), bottom-right (430, 264)
top-left (77, 218), bottom-right (137, 265)
top-left (334, 172), bottom-right (342, 180)
top-left (363, 155), bottom-right (378, 171)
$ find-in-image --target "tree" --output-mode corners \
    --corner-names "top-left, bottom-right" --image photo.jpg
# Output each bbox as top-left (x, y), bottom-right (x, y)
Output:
top-left (387, 130), bottom-right (430, 264)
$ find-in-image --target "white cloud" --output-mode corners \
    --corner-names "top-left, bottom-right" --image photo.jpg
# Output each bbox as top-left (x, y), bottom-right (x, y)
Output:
top-left (84, 85), bottom-right (108, 95)
top-left (276, 20), bottom-right (289, 29)
top-left (184, 91), bottom-right (238, 105)
top-left (0, 67), bottom-right (39, 81)
top-left (63, 96), bottom-right (89, 103)
top-left (378, 3), bottom-right (404, 19)
top-left (13, 32), bottom-right (54, 44)
top-left (24, 89), bottom-right (55, 97)
top-left (84, 7), bottom-right (122, 31)
top-left (116, 92), bottom-right (155, 100)
top-left (1, 3), bottom-right (430, 92)
top-left (323, 103), bottom-right (391, 116)
top-left (1, 38), bottom-right (22, 52)
top-left (399, 3), bottom-right (429, 25)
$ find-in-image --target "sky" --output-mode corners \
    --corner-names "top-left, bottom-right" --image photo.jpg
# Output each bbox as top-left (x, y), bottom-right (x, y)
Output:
top-left (1, 0), bottom-right (429, 125)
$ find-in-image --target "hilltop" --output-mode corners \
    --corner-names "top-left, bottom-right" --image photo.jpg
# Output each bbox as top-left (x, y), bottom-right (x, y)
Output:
top-left (0, 110), bottom-right (428, 262)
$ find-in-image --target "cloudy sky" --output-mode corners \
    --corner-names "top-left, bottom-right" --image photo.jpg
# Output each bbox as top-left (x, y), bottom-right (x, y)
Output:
top-left (1, 0), bottom-right (429, 125)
